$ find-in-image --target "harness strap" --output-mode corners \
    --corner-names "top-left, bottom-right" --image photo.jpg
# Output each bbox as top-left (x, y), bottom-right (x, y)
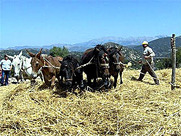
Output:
top-left (100, 63), bottom-right (109, 68)
top-left (38, 66), bottom-right (45, 82)
top-left (37, 56), bottom-right (60, 82)
top-left (76, 55), bottom-right (95, 70)
top-left (66, 79), bottom-right (73, 81)
top-left (113, 61), bottom-right (126, 66)
top-left (43, 57), bottom-right (60, 69)
top-left (21, 66), bottom-right (31, 72)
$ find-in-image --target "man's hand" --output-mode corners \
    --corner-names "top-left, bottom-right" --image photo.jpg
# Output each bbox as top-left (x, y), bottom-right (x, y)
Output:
top-left (144, 56), bottom-right (150, 59)
top-left (138, 60), bottom-right (142, 64)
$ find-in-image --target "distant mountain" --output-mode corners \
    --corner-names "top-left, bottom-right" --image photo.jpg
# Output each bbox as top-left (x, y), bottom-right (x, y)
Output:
top-left (2, 35), bottom-right (168, 52)
top-left (130, 36), bottom-right (181, 57)
top-left (68, 36), bottom-right (168, 52)
top-left (6, 44), bottom-right (70, 50)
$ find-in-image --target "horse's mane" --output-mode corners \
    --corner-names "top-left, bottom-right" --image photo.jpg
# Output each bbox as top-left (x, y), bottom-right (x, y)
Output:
top-left (95, 44), bottom-right (108, 54)
top-left (62, 55), bottom-right (79, 68)
top-left (108, 47), bottom-right (118, 56)
top-left (108, 46), bottom-right (123, 56)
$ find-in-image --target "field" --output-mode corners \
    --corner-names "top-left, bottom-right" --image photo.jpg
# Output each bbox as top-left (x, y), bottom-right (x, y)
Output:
top-left (0, 68), bottom-right (181, 135)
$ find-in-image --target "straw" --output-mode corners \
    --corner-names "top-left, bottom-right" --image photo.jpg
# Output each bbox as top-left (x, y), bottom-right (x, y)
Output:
top-left (0, 68), bottom-right (180, 135)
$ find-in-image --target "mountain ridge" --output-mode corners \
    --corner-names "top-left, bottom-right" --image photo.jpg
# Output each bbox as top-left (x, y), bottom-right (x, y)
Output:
top-left (1, 35), bottom-right (169, 51)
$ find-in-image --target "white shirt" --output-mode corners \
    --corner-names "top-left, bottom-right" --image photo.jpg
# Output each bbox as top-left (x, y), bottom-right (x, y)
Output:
top-left (142, 46), bottom-right (155, 64)
top-left (0, 59), bottom-right (12, 71)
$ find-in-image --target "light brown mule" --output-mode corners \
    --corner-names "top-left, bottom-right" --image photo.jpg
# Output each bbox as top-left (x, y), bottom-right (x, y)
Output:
top-left (26, 49), bottom-right (63, 88)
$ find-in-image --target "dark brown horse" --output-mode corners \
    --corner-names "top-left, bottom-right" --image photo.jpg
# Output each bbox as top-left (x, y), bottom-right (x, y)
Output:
top-left (107, 46), bottom-right (124, 88)
top-left (26, 49), bottom-right (63, 88)
top-left (59, 55), bottom-right (84, 92)
top-left (81, 45), bottom-right (110, 89)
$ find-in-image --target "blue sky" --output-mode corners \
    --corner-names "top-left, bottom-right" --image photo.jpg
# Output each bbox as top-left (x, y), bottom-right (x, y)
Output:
top-left (0, 0), bottom-right (181, 48)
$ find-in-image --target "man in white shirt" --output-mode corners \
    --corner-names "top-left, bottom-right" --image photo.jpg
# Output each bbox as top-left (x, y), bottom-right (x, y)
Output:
top-left (0, 54), bottom-right (12, 86)
top-left (137, 41), bottom-right (159, 85)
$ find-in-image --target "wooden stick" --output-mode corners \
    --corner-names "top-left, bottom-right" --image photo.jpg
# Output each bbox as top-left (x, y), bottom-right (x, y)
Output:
top-left (171, 34), bottom-right (176, 90)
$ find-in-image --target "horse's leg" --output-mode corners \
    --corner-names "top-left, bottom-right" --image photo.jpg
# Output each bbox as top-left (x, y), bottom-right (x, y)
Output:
top-left (113, 74), bottom-right (118, 88)
top-left (93, 77), bottom-right (97, 87)
top-left (86, 75), bottom-right (91, 86)
top-left (60, 76), bottom-right (63, 85)
top-left (79, 77), bottom-right (84, 90)
top-left (51, 75), bottom-right (56, 88)
top-left (31, 79), bottom-right (36, 85)
top-left (120, 68), bottom-right (124, 84)
top-left (56, 73), bottom-right (61, 83)
top-left (19, 73), bottom-right (23, 82)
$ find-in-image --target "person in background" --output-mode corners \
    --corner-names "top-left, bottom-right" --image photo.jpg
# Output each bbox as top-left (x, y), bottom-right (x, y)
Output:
top-left (137, 41), bottom-right (159, 85)
top-left (0, 54), bottom-right (12, 86)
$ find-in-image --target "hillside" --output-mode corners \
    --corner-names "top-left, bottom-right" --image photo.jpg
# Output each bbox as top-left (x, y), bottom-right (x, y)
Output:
top-left (130, 36), bottom-right (181, 57)
top-left (0, 68), bottom-right (180, 135)
top-left (103, 42), bottom-right (141, 61)
top-left (0, 42), bottom-right (141, 65)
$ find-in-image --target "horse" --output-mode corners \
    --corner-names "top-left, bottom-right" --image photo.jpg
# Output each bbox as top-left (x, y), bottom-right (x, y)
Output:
top-left (107, 46), bottom-right (124, 88)
top-left (8, 51), bottom-right (33, 83)
top-left (59, 55), bottom-right (84, 92)
top-left (81, 44), bottom-right (110, 89)
top-left (26, 48), bottom-right (63, 88)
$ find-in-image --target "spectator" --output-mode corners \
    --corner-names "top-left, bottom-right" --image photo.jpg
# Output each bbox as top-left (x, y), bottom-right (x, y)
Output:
top-left (0, 54), bottom-right (12, 86)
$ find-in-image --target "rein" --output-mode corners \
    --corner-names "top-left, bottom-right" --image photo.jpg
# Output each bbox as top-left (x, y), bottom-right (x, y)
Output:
top-left (19, 58), bottom-right (31, 72)
top-left (113, 61), bottom-right (125, 66)
top-left (42, 57), bottom-right (60, 69)
top-left (76, 55), bottom-right (95, 70)
top-left (37, 56), bottom-right (60, 82)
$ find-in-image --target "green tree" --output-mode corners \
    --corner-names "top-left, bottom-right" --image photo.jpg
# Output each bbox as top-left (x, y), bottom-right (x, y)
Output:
top-left (49, 46), bottom-right (69, 57)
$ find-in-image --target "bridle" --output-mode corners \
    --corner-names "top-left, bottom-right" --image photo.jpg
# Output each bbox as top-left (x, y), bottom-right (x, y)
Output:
top-left (98, 53), bottom-right (110, 69)
top-left (37, 56), bottom-right (60, 74)
top-left (20, 58), bottom-right (32, 72)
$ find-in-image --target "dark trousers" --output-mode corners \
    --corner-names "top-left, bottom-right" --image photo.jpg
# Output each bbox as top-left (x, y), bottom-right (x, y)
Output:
top-left (1, 70), bottom-right (10, 85)
top-left (138, 64), bottom-right (159, 84)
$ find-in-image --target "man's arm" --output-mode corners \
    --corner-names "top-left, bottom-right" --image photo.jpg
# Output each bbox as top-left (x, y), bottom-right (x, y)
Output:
top-left (145, 48), bottom-right (155, 59)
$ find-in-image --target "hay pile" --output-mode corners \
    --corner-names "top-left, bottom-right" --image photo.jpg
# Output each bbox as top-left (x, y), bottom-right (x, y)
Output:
top-left (0, 68), bottom-right (181, 135)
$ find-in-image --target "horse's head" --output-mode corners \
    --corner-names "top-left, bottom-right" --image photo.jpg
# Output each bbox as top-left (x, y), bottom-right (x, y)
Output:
top-left (94, 45), bottom-right (110, 88)
top-left (108, 46), bottom-right (123, 71)
top-left (60, 56), bottom-right (75, 87)
top-left (22, 57), bottom-right (32, 76)
top-left (26, 48), bottom-right (44, 79)
top-left (94, 45), bottom-right (110, 77)
top-left (9, 51), bottom-right (23, 78)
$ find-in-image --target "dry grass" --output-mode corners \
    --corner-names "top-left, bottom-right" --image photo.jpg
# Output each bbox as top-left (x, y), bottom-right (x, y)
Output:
top-left (0, 68), bottom-right (181, 135)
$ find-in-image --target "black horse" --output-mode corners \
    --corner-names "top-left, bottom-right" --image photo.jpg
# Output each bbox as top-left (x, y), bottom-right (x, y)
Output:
top-left (81, 45), bottom-right (110, 89)
top-left (107, 46), bottom-right (124, 88)
top-left (59, 55), bottom-right (84, 92)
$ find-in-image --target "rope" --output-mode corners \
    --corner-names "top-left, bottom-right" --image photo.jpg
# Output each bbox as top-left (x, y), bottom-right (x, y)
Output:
top-left (20, 66), bottom-right (31, 72)
top-left (43, 57), bottom-right (60, 69)
top-left (38, 67), bottom-right (45, 82)
top-left (100, 63), bottom-right (109, 68)
top-left (113, 61), bottom-right (126, 66)
top-left (36, 56), bottom-right (60, 82)
top-left (76, 55), bottom-right (95, 70)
